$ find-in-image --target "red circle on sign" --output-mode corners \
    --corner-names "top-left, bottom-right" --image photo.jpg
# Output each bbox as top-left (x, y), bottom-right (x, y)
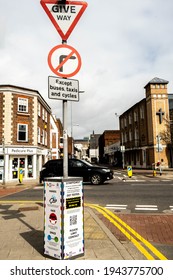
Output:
top-left (48, 44), bottom-right (82, 78)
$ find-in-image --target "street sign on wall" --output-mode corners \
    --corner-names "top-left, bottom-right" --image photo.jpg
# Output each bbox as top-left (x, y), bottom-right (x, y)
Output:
top-left (40, 0), bottom-right (88, 40)
top-left (48, 44), bottom-right (81, 78)
top-left (48, 76), bottom-right (79, 101)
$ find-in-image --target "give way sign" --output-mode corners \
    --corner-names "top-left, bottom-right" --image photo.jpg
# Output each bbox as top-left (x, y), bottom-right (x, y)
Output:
top-left (40, 0), bottom-right (88, 41)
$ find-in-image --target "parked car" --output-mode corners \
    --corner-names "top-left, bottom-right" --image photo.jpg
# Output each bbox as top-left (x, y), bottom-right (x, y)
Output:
top-left (40, 158), bottom-right (114, 185)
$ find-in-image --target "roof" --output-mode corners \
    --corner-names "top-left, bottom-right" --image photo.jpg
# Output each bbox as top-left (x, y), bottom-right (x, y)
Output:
top-left (0, 84), bottom-right (51, 111)
top-left (144, 77), bottom-right (169, 88)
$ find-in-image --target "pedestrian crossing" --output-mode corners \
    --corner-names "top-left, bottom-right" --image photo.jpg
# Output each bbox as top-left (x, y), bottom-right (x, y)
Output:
top-left (135, 205), bottom-right (158, 211)
top-left (105, 204), bottom-right (127, 210)
top-left (113, 173), bottom-right (173, 183)
top-left (105, 203), bottom-right (172, 213)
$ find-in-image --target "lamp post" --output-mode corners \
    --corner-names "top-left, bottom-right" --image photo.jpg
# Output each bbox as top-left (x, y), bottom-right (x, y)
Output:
top-left (156, 134), bottom-right (162, 175)
top-left (71, 123), bottom-right (79, 158)
top-left (115, 113), bottom-right (125, 169)
top-left (70, 91), bottom-right (84, 158)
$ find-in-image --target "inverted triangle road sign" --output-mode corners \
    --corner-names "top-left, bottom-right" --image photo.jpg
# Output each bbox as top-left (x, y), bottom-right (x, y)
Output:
top-left (40, 0), bottom-right (88, 41)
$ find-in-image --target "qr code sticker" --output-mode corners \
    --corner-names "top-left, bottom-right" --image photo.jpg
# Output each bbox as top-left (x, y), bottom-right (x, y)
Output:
top-left (70, 215), bottom-right (77, 225)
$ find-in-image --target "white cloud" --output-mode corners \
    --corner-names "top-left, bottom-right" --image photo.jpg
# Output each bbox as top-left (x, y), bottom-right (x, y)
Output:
top-left (1, 0), bottom-right (173, 138)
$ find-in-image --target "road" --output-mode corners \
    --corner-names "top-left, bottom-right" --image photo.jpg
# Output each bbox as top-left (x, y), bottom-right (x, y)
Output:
top-left (0, 171), bottom-right (173, 259)
top-left (1, 176), bottom-right (173, 214)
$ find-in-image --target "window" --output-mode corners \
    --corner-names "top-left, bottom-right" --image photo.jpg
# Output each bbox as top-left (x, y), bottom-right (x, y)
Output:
top-left (134, 111), bottom-right (138, 122)
top-left (42, 108), bottom-right (45, 120)
top-left (129, 130), bottom-right (132, 141)
top-left (38, 103), bottom-right (41, 116)
top-left (17, 124), bottom-right (28, 141)
top-left (140, 106), bottom-right (144, 119)
top-left (129, 114), bottom-right (132, 124)
top-left (45, 131), bottom-right (47, 146)
top-left (124, 117), bottom-right (127, 127)
top-left (45, 111), bottom-right (47, 122)
top-left (18, 98), bottom-right (28, 112)
top-left (41, 129), bottom-right (44, 145)
top-left (134, 127), bottom-right (139, 140)
top-left (121, 118), bottom-right (124, 129)
top-left (38, 127), bottom-right (40, 143)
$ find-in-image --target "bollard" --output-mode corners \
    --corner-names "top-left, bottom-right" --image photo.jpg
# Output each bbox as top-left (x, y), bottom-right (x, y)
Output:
top-left (18, 168), bottom-right (23, 183)
top-left (127, 166), bottom-right (132, 178)
top-left (153, 170), bottom-right (156, 177)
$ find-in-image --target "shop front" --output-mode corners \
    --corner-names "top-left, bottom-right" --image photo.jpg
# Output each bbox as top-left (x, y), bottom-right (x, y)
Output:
top-left (0, 147), bottom-right (50, 183)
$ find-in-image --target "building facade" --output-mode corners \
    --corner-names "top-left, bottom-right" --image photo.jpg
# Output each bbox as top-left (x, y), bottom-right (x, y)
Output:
top-left (120, 77), bottom-right (170, 169)
top-left (99, 130), bottom-right (120, 164)
top-left (0, 85), bottom-right (55, 183)
top-left (89, 133), bottom-right (101, 163)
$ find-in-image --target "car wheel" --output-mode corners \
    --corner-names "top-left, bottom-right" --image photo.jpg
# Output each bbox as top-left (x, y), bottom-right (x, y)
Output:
top-left (90, 173), bottom-right (103, 185)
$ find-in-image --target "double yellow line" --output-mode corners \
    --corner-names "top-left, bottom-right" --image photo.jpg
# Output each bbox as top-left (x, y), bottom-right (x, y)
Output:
top-left (85, 203), bottom-right (167, 260)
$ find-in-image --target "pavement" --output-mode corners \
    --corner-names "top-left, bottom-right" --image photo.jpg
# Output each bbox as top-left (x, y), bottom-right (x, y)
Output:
top-left (0, 183), bottom-right (146, 260)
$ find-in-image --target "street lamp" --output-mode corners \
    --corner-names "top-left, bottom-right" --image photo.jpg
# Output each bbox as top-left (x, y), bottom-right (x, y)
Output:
top-left (70, 90), bottom-right (84, 158)
top-left (115, 113), bottom-right (125, 169)
top-left (71, 123), bottom-right (79, 158)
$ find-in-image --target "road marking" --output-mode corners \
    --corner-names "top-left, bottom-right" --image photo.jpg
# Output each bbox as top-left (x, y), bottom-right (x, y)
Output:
top-left (135, 179), bottom-right (146, 182)
top-left (169, 206), bottom-right (173, 211)
top-left (106, 204), bottom-right (127, 210)
top-left (0, 200), bottom-right (43, 204)
top-left (33, 186), bottom-right (44, 189)
top-left (161, 179), bottom-right (172, 182)
top-left (85, 203), bottom-right (167, 260)
top-left (135, 205), bottom-right (158, 211)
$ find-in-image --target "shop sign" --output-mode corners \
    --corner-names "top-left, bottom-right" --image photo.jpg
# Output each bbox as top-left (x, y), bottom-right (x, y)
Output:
top-left (7, 148), bottom-right (36, 155)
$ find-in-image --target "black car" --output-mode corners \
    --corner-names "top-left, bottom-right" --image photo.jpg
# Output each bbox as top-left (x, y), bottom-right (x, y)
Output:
top-left (40, 158), bottom-right (114, 185)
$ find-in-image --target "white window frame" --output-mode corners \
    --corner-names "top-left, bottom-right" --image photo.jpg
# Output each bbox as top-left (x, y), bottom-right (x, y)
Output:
top-left (18, 98), bottom-right (28, 113)
top-left (41, 129), bottom-right (44, 145)
top-left (45, 111), bottom-right (47, 123)
top-left (17, 124), bottom-right (28, 142)
top-left (45, 131), bottom-right (47, 146)
top-left (38, 103), bottom-right (41, 116)
top-left (129, 114), bottom-right (132, 124)
top-left (124, 117), bottom-right (127, 127)
top-left (38, 127), bottom-right (40, 143)
top-left (140, 106), bottom-right (144, 119)
top-left (134, 111), bottom-right (138, 122)
top-left (42, 108), bottom-right (45, 121)
top-left (121, 118), bottom-right (124, 129)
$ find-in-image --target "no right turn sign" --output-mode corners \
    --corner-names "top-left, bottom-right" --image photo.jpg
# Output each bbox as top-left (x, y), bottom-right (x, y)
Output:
top-left (48, 44), bottom-right (82, 78)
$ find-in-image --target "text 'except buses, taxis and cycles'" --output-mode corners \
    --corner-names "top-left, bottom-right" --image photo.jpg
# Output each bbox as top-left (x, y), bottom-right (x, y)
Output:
top-left (48, 76), bottom-right (79, 101)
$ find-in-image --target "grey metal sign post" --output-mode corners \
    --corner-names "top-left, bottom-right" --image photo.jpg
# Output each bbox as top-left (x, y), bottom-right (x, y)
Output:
top-left (41, 0), bottom-right (88, 260)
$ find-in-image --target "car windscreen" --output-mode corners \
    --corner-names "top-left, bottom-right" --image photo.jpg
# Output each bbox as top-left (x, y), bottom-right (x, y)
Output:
top-left (80, 160), bottom-right (93, 167)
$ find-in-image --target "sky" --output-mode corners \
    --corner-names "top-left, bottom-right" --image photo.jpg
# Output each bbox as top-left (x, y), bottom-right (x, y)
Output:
top-left (1, 0), bottom-right (173, 139)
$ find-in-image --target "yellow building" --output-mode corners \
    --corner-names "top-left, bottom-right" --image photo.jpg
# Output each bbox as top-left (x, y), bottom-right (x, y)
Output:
top-left (120, 77), bottom-right (171, 169)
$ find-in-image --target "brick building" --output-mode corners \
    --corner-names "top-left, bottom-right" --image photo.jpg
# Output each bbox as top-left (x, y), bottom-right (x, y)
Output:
top-left (120, 77), bottom-right (171, 169)
top-left (99, 130), bottom-right (120, 164)
top-left (0, 85), bottom-right (58, 183)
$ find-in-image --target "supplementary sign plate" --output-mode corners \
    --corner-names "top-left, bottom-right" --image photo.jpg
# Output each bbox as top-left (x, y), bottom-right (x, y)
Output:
top-left (48, 76), bottom-right (79, 101)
